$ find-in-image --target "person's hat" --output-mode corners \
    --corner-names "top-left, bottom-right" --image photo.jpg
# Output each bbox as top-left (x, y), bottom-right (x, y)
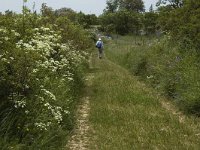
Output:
top-left (99, 38), bottom-right (101, 41)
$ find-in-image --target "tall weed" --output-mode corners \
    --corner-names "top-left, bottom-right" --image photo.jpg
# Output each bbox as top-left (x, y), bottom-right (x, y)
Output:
top-left (107, 35), bottom-right (200, 116)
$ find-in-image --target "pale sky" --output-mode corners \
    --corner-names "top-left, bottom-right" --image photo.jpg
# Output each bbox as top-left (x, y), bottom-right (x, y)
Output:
top-left (0, 0), bottom-right (158, 15)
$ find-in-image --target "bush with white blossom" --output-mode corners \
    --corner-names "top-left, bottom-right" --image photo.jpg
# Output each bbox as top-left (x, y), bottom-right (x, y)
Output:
top-left (0, 24), bottom-right (89, 143)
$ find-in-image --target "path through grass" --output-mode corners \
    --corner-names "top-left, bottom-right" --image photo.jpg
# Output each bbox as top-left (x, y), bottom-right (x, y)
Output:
top-left (88, 51), bottom-right (200, 149)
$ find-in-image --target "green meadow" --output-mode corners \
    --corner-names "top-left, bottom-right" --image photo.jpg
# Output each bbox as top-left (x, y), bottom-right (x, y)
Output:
top-left (87, 37), bottom-right (200, 149)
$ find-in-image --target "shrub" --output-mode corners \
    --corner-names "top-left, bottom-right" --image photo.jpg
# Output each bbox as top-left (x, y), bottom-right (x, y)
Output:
top-left (0, 11), bottom-right (89, 148)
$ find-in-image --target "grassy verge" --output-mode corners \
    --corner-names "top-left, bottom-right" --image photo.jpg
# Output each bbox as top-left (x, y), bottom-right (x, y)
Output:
top-left (106, 36), bottom-right (200, 115)
top-left (89, 51), bottom-right (200, 149)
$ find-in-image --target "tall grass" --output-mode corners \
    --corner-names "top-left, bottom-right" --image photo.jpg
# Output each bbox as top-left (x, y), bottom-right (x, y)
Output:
top-left (106, 35), bottom-right (200, 116)
top-left (89, 53), bottom-right (200, 149)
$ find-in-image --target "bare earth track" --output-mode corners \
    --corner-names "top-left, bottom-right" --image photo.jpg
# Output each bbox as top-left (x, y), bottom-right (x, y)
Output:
top-left (67, 57), bottom-right (95, 150)
top-left (67, 96), bottom-right (91, 150)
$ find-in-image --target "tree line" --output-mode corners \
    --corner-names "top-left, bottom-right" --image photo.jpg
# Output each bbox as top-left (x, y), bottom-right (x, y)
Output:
top-left (99, 0), bottom-right (199, 52)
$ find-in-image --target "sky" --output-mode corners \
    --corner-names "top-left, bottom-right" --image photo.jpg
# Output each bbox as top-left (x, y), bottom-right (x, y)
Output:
top-left (0, 0), bottom-right (158, 16)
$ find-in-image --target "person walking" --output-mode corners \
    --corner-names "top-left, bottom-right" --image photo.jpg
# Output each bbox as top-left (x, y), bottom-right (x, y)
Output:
top-left (96, 38), bottom-right (104, 59)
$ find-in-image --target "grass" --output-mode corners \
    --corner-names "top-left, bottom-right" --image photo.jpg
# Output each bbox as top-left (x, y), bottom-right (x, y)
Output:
top-left (88, 40), bottom-right (200, 149)
top-left (106, 36), bottom-right (200, 115)
top-left (105, 36), bottom-right (153, 78)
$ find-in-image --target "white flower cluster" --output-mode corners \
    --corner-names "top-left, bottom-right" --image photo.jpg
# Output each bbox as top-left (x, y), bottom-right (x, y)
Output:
top-left (0, 28), bottom-right (19, 64)
top-left (1, 27), bottom-right (88, 131)
top-left (0, 28), bottom-right (20, 43)
top-left (41, 89), bottom-right (56, 101)
top-left (14, 99), bottom-right (26, 108)
top-left (43, 102), bottom-right (63, 123)
top-left (16, 27), bottom-right (87, 83)
top-left (34, 122), bottom-right (51, 131)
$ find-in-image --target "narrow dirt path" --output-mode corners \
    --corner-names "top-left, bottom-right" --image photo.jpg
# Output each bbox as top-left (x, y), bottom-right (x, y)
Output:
top-left (67, 57), bottom-right (95, 150)
top-left (67, 96), bottom-right (91, 150)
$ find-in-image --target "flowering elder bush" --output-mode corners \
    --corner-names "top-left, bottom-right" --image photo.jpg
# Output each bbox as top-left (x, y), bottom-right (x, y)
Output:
top-left (0, 28), bottom-right (21, 98)
top-left (0, 26), bottom-right (88, 137)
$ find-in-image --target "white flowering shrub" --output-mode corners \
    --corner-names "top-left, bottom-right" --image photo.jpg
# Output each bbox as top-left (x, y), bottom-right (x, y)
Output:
top-left (0, 3), bottom-right (94, 148)
top-left (0, 24), bottom-right (89, 145)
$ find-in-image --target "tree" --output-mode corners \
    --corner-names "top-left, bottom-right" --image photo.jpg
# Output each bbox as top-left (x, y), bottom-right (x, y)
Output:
top-left (4, 10), bottom-right (15, 16)
top-left (99, 13), bottom-right (116, 33)
top-left (149, 4), bottom-right (154, 12)
top-left (40, 3), bottom-right (54, 17)
top-left (40, 3), bottom-right (56, 25)
top-left (76, 12), bottom-right (98, 28)
top-left (143, 12), bottom-right (158, 35)
top-left (105, 0), bottom-right (145, 13)
top-left (157, 0), bottom-right (200, 51)
top-left (156, 0), bottom-right (184, 8)
top-left (55, 8), bottom-right (77, 22)
top-left (99, 10), bottom-right (142, 35)
top-left (119, 0), bottom-right (145, 12)
top-left (104, 0), bottom-right (120, 13)
top-left (101, 0), bottom-right (144, 35)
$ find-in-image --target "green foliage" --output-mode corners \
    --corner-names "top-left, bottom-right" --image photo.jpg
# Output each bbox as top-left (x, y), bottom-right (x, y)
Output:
top-left (0, 5), bottom-right (91, 149)
top-left (106, 36), bottom-right (200, 116)
top-left (55, 7), bottom-right (77, 22)
top-left (156, 0), bottom-right (184, 8)
top-left (157, 0), bottom-right (200, 52)
top-left (99, 10), bottom-right (142, 35)
top-left (103, 1), bottom-right (200, 115)
top-left (40, 3), bottom-right (99, 29)
top-left (105, 0), bottom-right (145, 13)
top-left (55, 16), bottom-right (92, 50)
top-left (104, 0), bottom-right (120, 13)
top-left (76, 12), bottom-right (98, 28)
top-left (142, 12), bottom-right (158, 35)
top-left (119, 0), bottom-right (145, 12)
top-left (101, 0), bottom-right (160, 35)
top-left (101, 0), bottom-right (147, 35)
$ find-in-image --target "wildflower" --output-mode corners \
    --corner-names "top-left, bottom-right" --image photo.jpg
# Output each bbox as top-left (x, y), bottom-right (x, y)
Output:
top-left (34, 122), bottom-right (48, 131)
top-left (4, 37), bottom-right (9, 41)
top-left (34, 28), bottom-right (39, 31)
top-left (1, 58), bottom-right (7, 62)
top-left (147, 75), bottom-right (154, 79)
top-left (32, 69), bottom-right (38, 73)
top-left (25, 110), bottom-right (29, 114)
top-left (10, 57), bottom-right (14, 60)
top-left (14, 99), bottom-right (26, 108)
top-left (67, 77), bottom-right (74, 81)
top-left (14, 32), bottom-right (20, 37)
top-left (64, 110), bottom-right (70, 115)
top-left (25, 84), bottom-right (29, 89)
top-left (41, 89), bottom-right (56, 101)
